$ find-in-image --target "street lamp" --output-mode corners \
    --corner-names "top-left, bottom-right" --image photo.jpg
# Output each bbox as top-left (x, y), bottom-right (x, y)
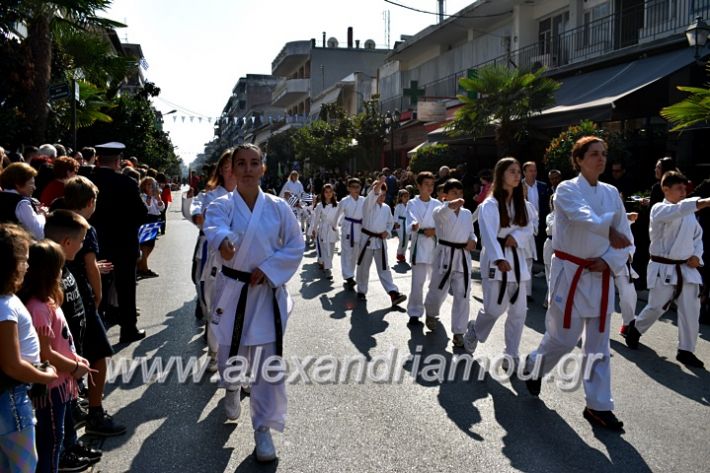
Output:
top-left (686, 16), bottom-right (710, 60)
top-left (384, 109), bottom-right (401, 169)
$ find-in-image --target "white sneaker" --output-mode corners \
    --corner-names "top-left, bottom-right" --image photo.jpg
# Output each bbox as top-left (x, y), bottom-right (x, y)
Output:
top-left (224, 389), bottom-right (241, 421)
top-left (463, 320), bottom-right (478, 354)
top-left (254, 426), bottom-right (277, 462)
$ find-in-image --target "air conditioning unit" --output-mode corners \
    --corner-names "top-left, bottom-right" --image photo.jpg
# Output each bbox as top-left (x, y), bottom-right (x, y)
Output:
top-left (364, 39), bottom-right (376, 50)
top-left (327, 37), bottom-right (339, 48)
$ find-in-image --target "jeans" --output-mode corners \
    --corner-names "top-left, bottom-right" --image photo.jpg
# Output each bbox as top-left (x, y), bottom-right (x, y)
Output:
top-left (34, 388), bottom-right (70, 473)
top-left (0, 385), bottom-right (37, 473)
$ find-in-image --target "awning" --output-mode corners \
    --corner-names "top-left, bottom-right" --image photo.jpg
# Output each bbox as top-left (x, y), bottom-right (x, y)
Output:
top-left (310, 88), bottom-right (342, 119)
top-left (407, 141), bottom-right (437, 158)
top-left (536, 47), bottom-right (698, 127)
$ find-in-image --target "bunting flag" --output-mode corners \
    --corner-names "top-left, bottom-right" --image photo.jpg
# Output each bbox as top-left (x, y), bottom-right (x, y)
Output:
top-left (138, 222), bottom-right (162, 243)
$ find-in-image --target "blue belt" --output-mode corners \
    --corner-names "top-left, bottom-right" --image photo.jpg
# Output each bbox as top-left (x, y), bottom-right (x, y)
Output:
top-left (344, 217), bottom-right (362, 248)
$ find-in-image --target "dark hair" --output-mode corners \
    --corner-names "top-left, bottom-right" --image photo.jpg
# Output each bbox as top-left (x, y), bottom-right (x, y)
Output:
top-left (396, 188), bottom-right (409, 204)
top-left (206, 149), bottom-right (234, 191)
top-left (63, 176), bottom-right (98, 210)
top-left (54, 144), bottom-right (67, 158)
top-left (80, 147), bottom-right (96, 160)
top-left (661, 170), bottom-right (688, 188)
top-left (0, 224), bottom-right (32, 295)
top-left (491, 157), bottom-right (528, 227)
top-left (570, 136), bottom-right (607, 172)
top-left (319, 183), bottom-right (338, 207)
top-left (122, 166), bottom-right (140, 183)
top-left (52, 156), bottom-right (79, 179)
top-left (44, 210), bottom-right (89, 243)
top-left (522, 161), bottom-right (537, 172)
top-left (443, 178), bottom-right (464, 193)
top-left (0, 162), bottom-right (37, 190)
top-left (19, 239), bottom-right (65, 305)
top-left (657, 157), bottom-right (677, 176)
top-left (347, 178), bottom-right (361, 187)
top-left (416, 171), bottom-right (435, 186)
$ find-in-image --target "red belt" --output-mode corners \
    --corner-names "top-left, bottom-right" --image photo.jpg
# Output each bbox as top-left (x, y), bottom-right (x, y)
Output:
top-left (554, 250), bottom-right (611, 333)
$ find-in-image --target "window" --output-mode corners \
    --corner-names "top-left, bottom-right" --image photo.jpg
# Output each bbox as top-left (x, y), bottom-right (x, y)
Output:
top-left (538, 11), bottom-right (570, 63)
top-left (646, 0), bottom-right (677, 26)
top-left (582, 1), bottom-right (611, 48)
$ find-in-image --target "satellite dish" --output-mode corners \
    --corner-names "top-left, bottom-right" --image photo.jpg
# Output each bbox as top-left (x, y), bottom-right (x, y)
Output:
top-left (327, 37), bottom-right (339, 48)
top-left (364, 39), bottom-right (376, 50)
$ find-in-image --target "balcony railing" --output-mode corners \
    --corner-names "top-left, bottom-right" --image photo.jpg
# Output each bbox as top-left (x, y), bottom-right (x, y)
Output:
top-left (272, 78), bottom-right (310, 107)
top-left (384, 0), bottom-right (710, 111)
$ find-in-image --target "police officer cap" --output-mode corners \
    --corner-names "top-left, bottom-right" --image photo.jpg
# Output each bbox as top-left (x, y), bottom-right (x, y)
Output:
top-left (95, 142), bottom-right (126, 157)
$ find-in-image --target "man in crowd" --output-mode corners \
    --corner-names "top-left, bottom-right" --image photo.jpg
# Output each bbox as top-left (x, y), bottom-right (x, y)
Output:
top-left (522, 161), bottom-right (550, 263)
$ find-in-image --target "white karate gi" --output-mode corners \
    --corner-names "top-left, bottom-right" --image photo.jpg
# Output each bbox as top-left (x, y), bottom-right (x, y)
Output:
top-left (336, 195), bottom-right (365, 279)
top-left (406, 196), bottom-right (442, 317)
top-left (614, 218), bottom-right (639, 326)
top-left (393, 203), bottom-right (409, 257)
top-left (355, 186), bottom-right (397, 295)
top-left (472, 197), bottom-right (534, 358)
top-left (279, 179), bottom-right (304, 199)
top-left (526, 175), bottom-right (631, 411)
top-left (543, 211), bottom-right (555, 305)
top-left (312, 202), bottom-right (339, 270)
top-left (204, 189), bottom-right (304, 431)
top-left (635, 197), bottom-right (704, 352)
top-left (424, 204), bottom-right (476, 334)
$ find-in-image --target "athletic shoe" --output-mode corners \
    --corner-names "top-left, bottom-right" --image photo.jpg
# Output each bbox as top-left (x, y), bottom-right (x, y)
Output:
top-left (583, 407), bottom-right (624, 431)
top-left (676, 350), bottom-right (705, 368)
top-left (208, 358), bottom-right (218, 373)
top-left (407, 317), bottom-right (422, 326)
top-left (501, 356), bottom-right (519, 372)
top-left (357, 292), bottom-right (367, 301)
top-left (625, 320), bottom-right (641, 349)
top-left (254, 426), bottom-right (277, 462)
top-left (389, 291), bottom-right (407, 306)
top-left (396, 254), bottom-right (405, 262)
top-left (224, 389), bottom-right (241, 421)
top-left (619, 325), bottom-right (628, 337)
top-left (325, 269), bottom-right (333, 280)
top-left (452, 334), bottom-right (464, 348)
top-left (525, 377), bottom-right (542, 396)
top-left (85, 409), bottom-right (127, 437)
top-left (66, 443), bottom-right (102, 464)
top-left (425, 316), bottom-right (438, 331)
top-left (57, 451), bottom-right (92, 472)
top-left (463, 320), bottom-right (478, 354)
top-left (344, 278), bottom-right (356, 289)
top-left (72, 400), bottom-right (88, 429)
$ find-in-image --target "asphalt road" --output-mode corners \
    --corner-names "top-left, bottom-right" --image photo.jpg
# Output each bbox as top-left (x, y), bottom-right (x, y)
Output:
top-left (87, 194), bottom-right (709, 473)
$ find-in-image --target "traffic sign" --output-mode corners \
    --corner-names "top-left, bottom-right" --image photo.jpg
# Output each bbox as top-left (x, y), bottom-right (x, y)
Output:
top-left (49, 83), bottom-right (70, 101)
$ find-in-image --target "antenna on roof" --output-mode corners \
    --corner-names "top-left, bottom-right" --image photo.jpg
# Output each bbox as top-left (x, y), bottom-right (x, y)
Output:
top-left (383, 10), bottom-right (391, 49)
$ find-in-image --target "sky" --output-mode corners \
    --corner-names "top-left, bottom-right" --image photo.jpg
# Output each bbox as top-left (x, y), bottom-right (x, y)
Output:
top-left (103, 0), bottom-right (473, 165)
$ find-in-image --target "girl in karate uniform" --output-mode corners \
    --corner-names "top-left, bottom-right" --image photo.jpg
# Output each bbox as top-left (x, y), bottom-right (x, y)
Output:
top-left (204, 144), bottom-right (304, 462)
top-left (393, 189), bottom-right (410, 262)
top-left (311, 184), bottom-right (339, 279)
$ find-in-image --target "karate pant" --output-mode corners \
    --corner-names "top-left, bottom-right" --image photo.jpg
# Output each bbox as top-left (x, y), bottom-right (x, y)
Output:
top-left (318, 240), bottom-right (335, 270)
top-left (203, 273), bottom-right (219, 357)
top-left (635, 283), bottom-right (700, 352)
top-left (340, 236), bottom-right (359, 279)
top-left (474, 278), bottom-right (528, 358)
top-left (355, 248), bottom-right (397, 295)
top-left (526, 303), bottom-right (614, 411)
top-left (424, 271), bottom-right (470, 334)
top-left (408, 263), bottom-right (433, 318)
top-left (524, 257), bottom-right (534, 298)
top-left (544, 263), bottom-right (551, 306)
top-left (217, 343), bottom-right (287, 432)
top-left (396, 237), bottom-right (407, 257)
top-left (615, 276), bottom-right (638, 325)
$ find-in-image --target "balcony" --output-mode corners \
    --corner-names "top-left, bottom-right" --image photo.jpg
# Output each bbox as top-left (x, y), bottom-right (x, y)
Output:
top-left (271, 41), bottom-right (311, 76)
top-left (272, 78), bottom-right (310, 107)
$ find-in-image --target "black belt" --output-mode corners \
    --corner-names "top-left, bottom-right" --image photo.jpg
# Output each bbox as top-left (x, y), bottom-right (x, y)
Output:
top-left (221, 265), bottom-right (283, 359)
top-left (437, 239), bottom-right (470, 296)
top-left (650, 255), bottom-right (689, 310)
top-left (357, 228), bottom-right (387, 271)
top-left (496, 237), bottom-right (520, 305)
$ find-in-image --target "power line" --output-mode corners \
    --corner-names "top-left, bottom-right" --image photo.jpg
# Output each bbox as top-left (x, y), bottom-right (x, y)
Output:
top-left (383, 0), bottom-right (511, 19)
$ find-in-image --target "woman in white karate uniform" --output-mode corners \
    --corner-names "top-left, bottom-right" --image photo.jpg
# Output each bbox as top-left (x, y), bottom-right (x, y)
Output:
top-left (463, 157), bottom-right (534, 368)
top-left (311, 184), bottom-right (339, 279)
top-left (524, 136), bottom-right (632, 431)
top-left (204, 144), bottom-right (304, 462)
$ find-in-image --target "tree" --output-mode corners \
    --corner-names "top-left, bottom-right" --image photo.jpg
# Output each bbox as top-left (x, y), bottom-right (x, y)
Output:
top-left (449, 65), bottom-right (560, 156)
top-left (293, 105), bottom-right (355, 172)
top-left (660, 62), bottom-right (710, 131)
top-left (354, 96), bottom-right (387, 171)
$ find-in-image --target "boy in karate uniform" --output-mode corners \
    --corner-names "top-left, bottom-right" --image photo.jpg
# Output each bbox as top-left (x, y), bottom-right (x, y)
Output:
top-left (424, 179), bottom-right (476, 347)
top-left (616, 212), bottom-right (640, 336)
top-left (335, 178), bottom-right (364, 289)
top-left (355, 178), bottom-right (407, 306)
top-left (626, 171), bottom-right (710, 368)
top-left (406, 172), bottom-right (441, 327)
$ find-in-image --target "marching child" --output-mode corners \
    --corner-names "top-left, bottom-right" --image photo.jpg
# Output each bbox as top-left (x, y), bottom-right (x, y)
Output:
top-left (393, 189), bottom-right (410, 263)
top-left (423, 179), bottom-right (477, 347)
top-left (407, 172), bottom-right (441, 327)
top-left (311, 184), bottom-right (339, 280)
top-left (355, 178), bottom-right (407, 306)
top-left (463, 157), bottom-right (534, 370)
top-left (138, 176), bottom-right (165, 279)
top-left (626, 171), bottom-right (710, 368)
top-left (335, 178), bottom-right (365, 289)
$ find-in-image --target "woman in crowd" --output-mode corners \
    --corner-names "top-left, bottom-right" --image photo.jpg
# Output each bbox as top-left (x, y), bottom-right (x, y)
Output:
top-left (0, 163), bottom-right (46, 240)
top-left (39, 157), bottom-right (79, 207)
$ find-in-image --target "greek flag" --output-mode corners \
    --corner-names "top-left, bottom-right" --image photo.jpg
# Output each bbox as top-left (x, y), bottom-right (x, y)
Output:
top-left (287, 195), bottom-right (299, 207)
top-left (138, 222), bottom-right (162, 243)
top-left (139, 57), bottom-right (150, 70)
top-left (301, 193), bottom-right (314, 204)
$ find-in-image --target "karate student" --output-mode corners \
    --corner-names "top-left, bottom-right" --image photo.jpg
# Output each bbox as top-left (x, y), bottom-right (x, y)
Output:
top-left (524, 136), bottom-right (632, 431)
top-left (542, 198), bottom-right (555, 309)
top-left (311, 184), bottom-right (339, 280)
top-left (616, 212), bottom-right (640, 336)
top-left (463, 157), bottom-right (534, 368)
top-left (355, 178), bottom-right (407, 306)
top-left (423, 179), bottom-right (476, 347)
top-left (204, 144), bottom-right (304, 462)
top-left (406, 172), bottom-right (441, 327)
top-left (392, 189), bottom-right (410, 263)
top-left (335, 178), bottom-right (364, 289)
top-left (626, 171), bottom-right (710, 368)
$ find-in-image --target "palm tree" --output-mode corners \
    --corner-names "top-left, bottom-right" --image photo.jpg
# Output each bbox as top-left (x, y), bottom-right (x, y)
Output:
top-left (8, 0), bottom-right (123, 143)
top-left (660, 62), bottom-right (710, 131)
top-left (449, 65), bottom-right (559, 156)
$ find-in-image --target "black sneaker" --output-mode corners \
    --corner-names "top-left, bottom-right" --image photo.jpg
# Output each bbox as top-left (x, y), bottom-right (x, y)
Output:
top-left (85, 409), bottom-right (127, 437)
top-left (407, 317), bottom-right (423, 326)
top-left (676, 350), bottom-right (705, 368)
top-left (67, 443), bottom-right (102, 464)
top-left (58, 451), bottom-right (92, 472)
top-left (583, 407), bottom-right (624, 431)
top-left (525, 377), bottom-right (541, 397)
top-left (389, 291), bottom-right (407, 306)
top-left (344, 278), bottom-right (356, 290)
top-left (625, 320), bottom-right (641, 350)
top-left (357, 292), bottom-right (367, 301)
top-left (72, 401), bottom-right (88, 429)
